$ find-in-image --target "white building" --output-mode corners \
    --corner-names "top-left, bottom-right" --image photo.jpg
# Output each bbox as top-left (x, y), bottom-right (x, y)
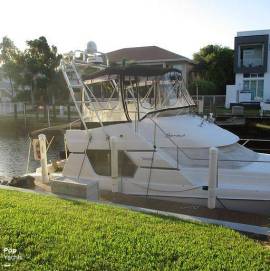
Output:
top-left (226, 29), bottom-right (270, 108)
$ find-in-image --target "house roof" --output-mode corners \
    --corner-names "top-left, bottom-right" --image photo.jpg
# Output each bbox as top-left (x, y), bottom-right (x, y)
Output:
top-left (106, 46), bottom-right (193, 64)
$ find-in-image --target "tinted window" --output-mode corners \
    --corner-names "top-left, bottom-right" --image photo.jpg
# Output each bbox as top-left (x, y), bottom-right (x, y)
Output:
top-left (87, 150), bottom-right (111, 176)
top-left (87, 150), bottom-right (137, 177)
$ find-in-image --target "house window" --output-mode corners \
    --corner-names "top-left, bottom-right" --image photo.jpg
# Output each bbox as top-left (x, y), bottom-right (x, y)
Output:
top-left (243, 74), bottom-right (264, 100)
top-left (239, 44), bottom-right (264, 69)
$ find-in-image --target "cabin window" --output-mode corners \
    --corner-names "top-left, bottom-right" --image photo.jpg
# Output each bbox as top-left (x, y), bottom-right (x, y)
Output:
top-left (118, 151), bottom-right (137, 177)
top-left (162, 143), bottom-right (258, 169)
top-left (86, 150), bottom-right (137, 177)
top-left (87, 150), bottom-right (111, 176)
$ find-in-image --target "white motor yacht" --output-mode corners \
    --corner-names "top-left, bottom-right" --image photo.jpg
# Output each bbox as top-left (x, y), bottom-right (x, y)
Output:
top-left (59, 58), bottom-right (270, 215)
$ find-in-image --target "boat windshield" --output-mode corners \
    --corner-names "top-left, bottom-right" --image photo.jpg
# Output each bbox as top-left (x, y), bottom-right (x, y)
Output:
top-left (83, 66), bottom-right (195, 122)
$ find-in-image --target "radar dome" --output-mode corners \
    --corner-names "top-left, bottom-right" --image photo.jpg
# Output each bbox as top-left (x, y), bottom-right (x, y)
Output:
top-left (86, 41), bottom-right (97, 54)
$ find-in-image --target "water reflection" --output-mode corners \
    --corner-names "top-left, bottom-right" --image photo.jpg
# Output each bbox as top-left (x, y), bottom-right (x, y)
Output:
top-left (0, 120), bottom-right (64, 177)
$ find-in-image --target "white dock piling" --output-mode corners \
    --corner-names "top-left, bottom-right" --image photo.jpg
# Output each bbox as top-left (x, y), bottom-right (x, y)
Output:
top-left (110, 136), bottom-right (119, 192)
top-left (47, 106), bottom-right (51, 127)
top-left (208, 147), bottom-right (218, 209)
top-left (38, 134), bottom-right (49, 183)
top-left (59, 105), bottom-right (65, 117)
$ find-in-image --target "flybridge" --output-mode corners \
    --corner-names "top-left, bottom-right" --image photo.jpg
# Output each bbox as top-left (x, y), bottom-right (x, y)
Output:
top-left (61, 58), bottom-right (195, 128)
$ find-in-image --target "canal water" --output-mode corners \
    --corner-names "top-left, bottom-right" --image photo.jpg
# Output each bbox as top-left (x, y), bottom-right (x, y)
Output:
top-left (0, 119), bottom-right (64, 177)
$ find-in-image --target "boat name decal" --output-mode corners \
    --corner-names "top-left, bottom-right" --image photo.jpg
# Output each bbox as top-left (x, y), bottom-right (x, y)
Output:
top-left (166, 133), bottom-right (185, 138)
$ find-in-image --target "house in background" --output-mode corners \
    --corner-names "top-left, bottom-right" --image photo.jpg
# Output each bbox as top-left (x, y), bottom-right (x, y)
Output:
top-left (226, 29), bottom-right (270, 108)
top-left (106, 46), bottom-right (194, 83)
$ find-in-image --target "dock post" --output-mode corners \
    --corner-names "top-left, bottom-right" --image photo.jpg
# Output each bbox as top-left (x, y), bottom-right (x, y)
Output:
top-left (23, 103), bottom-right (27, 130)
top-left (67, 104), bottom-right (71, 122)
top-left (43, 105), bottom-right (47, 119)
top-left (202, 96), bottom-right (205, 114)
top-left (35, 106), bottom-right (39, 121)
top-left (213, 96), bottom-right (216, 117)
top-left (59, 105), bottom-right (64, 118)
top-left (38, 134), bottom-right (49, 183)
top-left (52, 105), bottom-right (56, 121)
top-left (208, 147), bottom-right (218, 209)
top-left (47, 106), bottom-right (51, 127)
top-left (110, 136), bottom-right (119, 192)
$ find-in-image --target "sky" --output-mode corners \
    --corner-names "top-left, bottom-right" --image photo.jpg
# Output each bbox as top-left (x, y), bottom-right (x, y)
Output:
top-left (1, 0), bottom-right (270, 59)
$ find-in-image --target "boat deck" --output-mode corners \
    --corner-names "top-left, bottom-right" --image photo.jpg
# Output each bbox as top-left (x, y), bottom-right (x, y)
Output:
top-left (100, 191), bottom-right (270, 228)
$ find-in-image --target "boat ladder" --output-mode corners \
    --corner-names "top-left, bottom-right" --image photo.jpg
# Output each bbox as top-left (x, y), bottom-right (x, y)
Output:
top-left (60, 60), bottom-right (104, 130)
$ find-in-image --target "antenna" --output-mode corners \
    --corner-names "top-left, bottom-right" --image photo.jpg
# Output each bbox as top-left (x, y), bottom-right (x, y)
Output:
top-left (86, 41), bottom-right (97, 54)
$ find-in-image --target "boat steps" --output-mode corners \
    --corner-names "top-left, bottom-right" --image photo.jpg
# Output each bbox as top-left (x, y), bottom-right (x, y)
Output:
top-left (51, 177), bottom-right (99, 200)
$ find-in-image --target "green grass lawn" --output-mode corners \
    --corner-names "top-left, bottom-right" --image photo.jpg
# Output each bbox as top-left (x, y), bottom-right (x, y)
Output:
top-left (0, 190), bottom-right (269, 271)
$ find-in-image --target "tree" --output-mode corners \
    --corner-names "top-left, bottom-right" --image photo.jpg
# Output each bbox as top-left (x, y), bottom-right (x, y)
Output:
top-left (193, 45), bottom-right (234, 94)
top-left (0, 36), bottom-right (68, 104)
top-left (0, 36), bottom-right (21, 97)
top-left (189, 79), bottom-right (217, 95)
top-left (23, 36), bottom-right (62, 105)
top-left (47, 70), bottom-right (69, 104)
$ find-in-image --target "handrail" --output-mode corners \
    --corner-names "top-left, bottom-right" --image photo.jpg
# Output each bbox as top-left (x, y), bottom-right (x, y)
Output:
top-left (148, 116), bottom-right (270, 164)
top-left (239, 138), bottom-right (270, 147)
top-left (69, 118), bottom-right (81, 130)
top-left (148, 116), bottom-right (195, 163)
top-left (240, 138), bottom-right (270, 142)
top-left (71, 61), bottom-right (106, 131)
